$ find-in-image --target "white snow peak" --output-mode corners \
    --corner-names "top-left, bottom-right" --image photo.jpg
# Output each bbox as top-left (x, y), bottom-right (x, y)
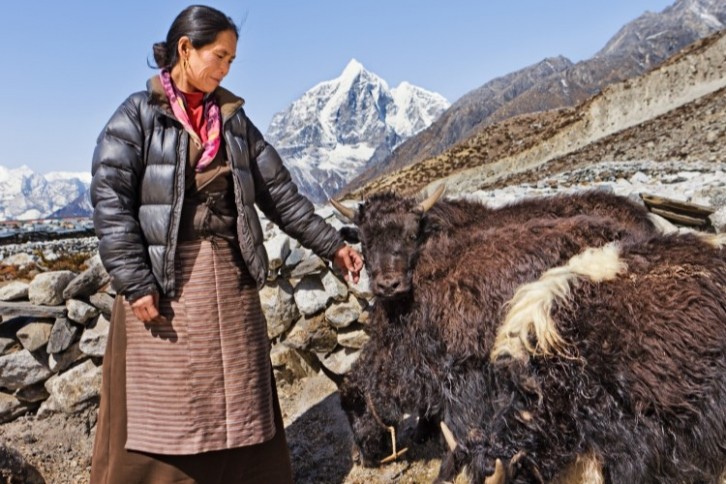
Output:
top-left (0, 165), bottom-right (91, 221)
top-left (265, 59), bottom-right (449, 202)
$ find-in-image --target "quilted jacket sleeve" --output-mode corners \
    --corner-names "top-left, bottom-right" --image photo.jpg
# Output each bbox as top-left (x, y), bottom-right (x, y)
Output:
top-left (247, 119), bottom-right (345, 261)
top-left (90, 93), bottom-right (158, 300)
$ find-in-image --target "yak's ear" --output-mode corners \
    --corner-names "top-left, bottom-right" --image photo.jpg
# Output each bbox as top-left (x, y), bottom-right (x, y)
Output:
top-left (339, 226), bottom-right (361, 244)
top-left (421, 211), bottom-right (444, 237)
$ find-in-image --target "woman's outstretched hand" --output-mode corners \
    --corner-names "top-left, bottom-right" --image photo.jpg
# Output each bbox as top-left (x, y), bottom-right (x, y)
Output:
top-left (333, 245), bottom-right (364, 284)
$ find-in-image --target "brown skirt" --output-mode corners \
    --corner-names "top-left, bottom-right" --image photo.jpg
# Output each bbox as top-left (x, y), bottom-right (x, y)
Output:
top-left (90, 240), bottom-right (292, 483)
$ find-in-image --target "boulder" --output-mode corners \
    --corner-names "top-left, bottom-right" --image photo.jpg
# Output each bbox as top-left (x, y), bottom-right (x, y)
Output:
top-left (66, 299), bottom-right (100, 326)
top-left (293, 276), bottom-right (332, 316)
top-left (44, 359), bottom-right (102, 414)
top-left (62, 254), bottom-right (110, 299)
top-left (0, 349), bottom-right (52, 391)
top-left (46, 317), bottom-right (81, 354)
top-left (283, 314), bottom-right (337, 354)
top-left (325, 296), bottom-right (364, 329)
top-left (0, 281), bottom-right (29, 301)
top-left (260, 279), bottom-right (299, 339)
top-left (16, 321), bottom-right (53, 352)
top-left (28, 271), bottom-right (76, 306)
top-left (79, 314), bottom-right (110, 357)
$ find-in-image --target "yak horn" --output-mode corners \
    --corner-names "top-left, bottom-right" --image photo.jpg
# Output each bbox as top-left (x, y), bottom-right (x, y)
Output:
top-left (484, 459), bottom-right (506, 484)
top-left (418, 184), bottom-right (446, 213)
top-left (439, 421), bottom-right (458, 451)
top-left (330, 198), bottom-right (358, 221)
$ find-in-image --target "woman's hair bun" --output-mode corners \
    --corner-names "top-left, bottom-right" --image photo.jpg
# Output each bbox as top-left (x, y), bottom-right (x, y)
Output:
top-left (152, 41), bottom-right (169, 68)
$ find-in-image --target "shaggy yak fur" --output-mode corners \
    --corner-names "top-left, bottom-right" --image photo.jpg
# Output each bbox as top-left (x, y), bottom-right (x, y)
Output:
top-left (455, 232), bottom-right (726, 483)
top-left (339, 188), bottom-right (657, 299)
top-left (332, 188), bottom-right (662, 481)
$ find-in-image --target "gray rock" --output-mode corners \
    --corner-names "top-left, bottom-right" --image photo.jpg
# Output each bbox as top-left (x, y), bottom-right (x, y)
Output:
top-left (0, 349), bottom-right (52, 391)
top-left (89, 292), bottom-right (115, 318)
top-left (348, 268), bottom-right (373, 300)
top-left (0, 337), bottom-right (19, 355)
top-left (79, 314), bottom-right (110, 357)
top-left (325, 296), bottom-right (364, 329)
top-left (36, 394), bottom-right (59, 418)
top-left (283, 314), bottom-right (337, 354)
top-left (283, 247), bottom-right (307, 272)
top-left (336, 324), bottom-right (370, 349)
top-left (318, 347), bottom-right (361, 375)
top-left (16, 321), bottom-right (53, 352)
top-left (270, 344), bottom-right (317, 384)
top-left (47, 317), bottom-right (81, 354)
top-left (260, 279), bottom-right (299, 339)
top-left (48, 343), bottom-right (84, 373)
top-left (321, 269), bottom-right (348, 302)
top-left (709, 206), bottom-right (726, 233)
top-left (62, 254), bottom-right (110, 299)
top-left (0, 281), bottom-right (29, 301)
top-left (28, 270), bottom-right (76, 306)
top-left (44, 359), bottom-right (102, 414)
top-left (264, 233), bottom-right (291, 272)
top-left (293, 275), bottom-right (332, 316)
top-left (0, 393), bottom-right (27, 424)
top-left (14, 381), bottom-right (50, 403)
top-left (289, 255), bottom-right (327, 279)
top-left (66, 299), bottom-right (100, 325)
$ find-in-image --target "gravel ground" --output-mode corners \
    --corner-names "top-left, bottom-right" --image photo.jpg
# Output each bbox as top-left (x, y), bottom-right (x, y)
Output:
top-left (1, 374), bottom-right (459, 484)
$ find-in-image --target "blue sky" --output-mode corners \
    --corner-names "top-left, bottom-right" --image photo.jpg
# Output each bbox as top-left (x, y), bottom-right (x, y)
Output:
top-left (1, 0), bottom-right (675, 174)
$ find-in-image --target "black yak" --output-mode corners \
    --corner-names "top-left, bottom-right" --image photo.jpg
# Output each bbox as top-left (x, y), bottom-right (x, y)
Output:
top-left (330, 187), bottom-right (664, 480)
top-left (439, 232), bottom-right (726, 483)
top-left (332, 186), bottom-right (658, 300)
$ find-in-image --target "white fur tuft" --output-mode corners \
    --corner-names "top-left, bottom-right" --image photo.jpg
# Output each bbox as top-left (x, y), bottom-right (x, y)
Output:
top-left (491, 243), bottom-right (626, 361)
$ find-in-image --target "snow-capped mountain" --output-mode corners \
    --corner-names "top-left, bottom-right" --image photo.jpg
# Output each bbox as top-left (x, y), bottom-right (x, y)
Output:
top-left (0, 165), bottom-right (91, 221)
top-left (265, 59), bottom-right (449, 203)
top-left (343, 0), bottom-right (726, 197)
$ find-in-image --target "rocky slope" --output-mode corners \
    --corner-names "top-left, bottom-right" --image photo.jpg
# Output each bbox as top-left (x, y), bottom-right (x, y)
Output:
top-left (342, 0), bottom-right (726, 197)
top-left (347, 29), bottom-right (726, 199)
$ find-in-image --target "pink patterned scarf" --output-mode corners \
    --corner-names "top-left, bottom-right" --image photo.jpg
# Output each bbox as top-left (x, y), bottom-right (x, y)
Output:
top-left (159, 69), bottom-right (221, 172)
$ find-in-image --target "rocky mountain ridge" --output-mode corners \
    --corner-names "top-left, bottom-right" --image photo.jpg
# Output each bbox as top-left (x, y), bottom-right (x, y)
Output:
top-left (0, 167), bottom-right (90, 222)
top-left (347, 29), bottom-right (726, 199)
top-left (341, 0), bottom-right (726, 197)
top-left (265, 59), bottom-right (449, 203)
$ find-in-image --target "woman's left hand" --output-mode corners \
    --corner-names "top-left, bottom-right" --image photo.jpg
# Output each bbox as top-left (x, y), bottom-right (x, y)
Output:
top-left (333, 245), bottom-right (364, 284)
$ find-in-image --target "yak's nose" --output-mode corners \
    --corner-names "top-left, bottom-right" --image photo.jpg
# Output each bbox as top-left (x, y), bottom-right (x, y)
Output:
top-left (376, 274), bottom-right (401, 293)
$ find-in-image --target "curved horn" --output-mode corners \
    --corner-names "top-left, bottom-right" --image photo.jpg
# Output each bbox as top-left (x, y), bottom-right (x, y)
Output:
top-left (330, 198), bottom-right (358, 221)
top-left (418, 184), bottom-right (446, 213)
top-left (440, 421), bottom-right (458, 451)
top-left (484, 459), bottom-right (506, 484)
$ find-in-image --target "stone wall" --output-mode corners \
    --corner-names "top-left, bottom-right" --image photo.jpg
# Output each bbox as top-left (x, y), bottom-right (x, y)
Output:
top-left (0, 226), bottom-right (371, 425)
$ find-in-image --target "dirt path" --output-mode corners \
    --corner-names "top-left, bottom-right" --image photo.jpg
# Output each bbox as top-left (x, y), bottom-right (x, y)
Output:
top-left (1, 374), bottom-right (456, 484)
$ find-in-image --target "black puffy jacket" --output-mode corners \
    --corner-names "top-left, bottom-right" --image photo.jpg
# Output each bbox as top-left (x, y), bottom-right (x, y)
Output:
top-left (91, 77), bottom-right (344, 300)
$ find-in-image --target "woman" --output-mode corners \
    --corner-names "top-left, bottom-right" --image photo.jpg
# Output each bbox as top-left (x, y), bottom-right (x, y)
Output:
top-left (89, 5), bottom-right (362, 483)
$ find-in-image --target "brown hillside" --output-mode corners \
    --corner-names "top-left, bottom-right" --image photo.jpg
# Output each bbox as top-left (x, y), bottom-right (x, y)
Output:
top-left (346, 30), bottom-right (726, 200)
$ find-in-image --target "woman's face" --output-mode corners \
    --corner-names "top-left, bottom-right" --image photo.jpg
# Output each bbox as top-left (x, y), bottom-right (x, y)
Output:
top-left (177, 29), bottom-right (237, 93)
